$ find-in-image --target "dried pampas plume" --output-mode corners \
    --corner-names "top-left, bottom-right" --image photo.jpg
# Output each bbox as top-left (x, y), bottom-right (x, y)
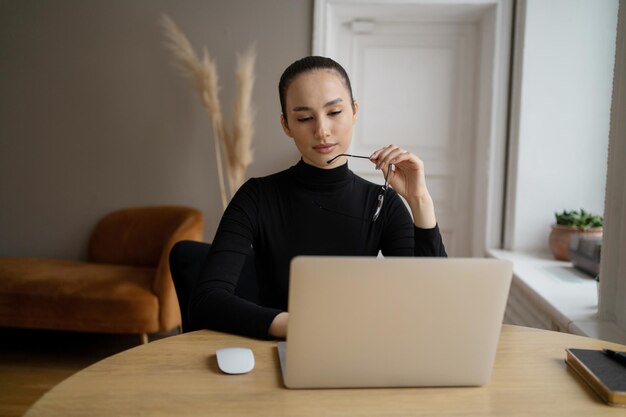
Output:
top-left (161, 14), bottom-right (255, 210)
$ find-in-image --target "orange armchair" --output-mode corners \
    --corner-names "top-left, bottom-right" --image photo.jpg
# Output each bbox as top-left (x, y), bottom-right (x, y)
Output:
top-left (0, 206), bottom-right (203, 340)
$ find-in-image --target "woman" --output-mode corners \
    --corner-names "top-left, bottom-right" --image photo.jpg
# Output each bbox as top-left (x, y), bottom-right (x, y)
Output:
top-left (189, 56), bottom-right (446, 339)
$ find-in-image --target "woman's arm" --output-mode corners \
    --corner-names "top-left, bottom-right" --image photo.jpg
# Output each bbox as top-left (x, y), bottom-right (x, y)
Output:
top-left (371, 145), bottom-right (446, 257)
top-left (189, 179), bottom-right (283, 339)
top-left (379, 189), bottom-right (447, 257)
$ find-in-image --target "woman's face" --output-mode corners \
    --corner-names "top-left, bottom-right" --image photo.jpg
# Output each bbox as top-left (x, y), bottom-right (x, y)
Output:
top-left (281, 70), bottom-right (358, 169)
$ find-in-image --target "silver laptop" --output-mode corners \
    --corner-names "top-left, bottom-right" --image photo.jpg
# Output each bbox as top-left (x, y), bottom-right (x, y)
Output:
top-left (278, 256), bottom-right (512, 389)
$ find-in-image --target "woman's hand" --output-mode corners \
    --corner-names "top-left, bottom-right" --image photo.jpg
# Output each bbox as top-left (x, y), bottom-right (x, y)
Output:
top-left (269, 312), bottom-right (289, 339)
top-left (369, 145), bottom-right (437, 228)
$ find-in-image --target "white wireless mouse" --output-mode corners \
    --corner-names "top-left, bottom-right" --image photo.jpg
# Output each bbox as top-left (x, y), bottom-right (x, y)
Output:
top-left (216, 347), bottom-right (255, 374)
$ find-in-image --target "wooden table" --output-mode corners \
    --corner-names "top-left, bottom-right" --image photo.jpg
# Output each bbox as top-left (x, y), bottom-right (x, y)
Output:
top-left (24, 325), bottom-right (626, 416)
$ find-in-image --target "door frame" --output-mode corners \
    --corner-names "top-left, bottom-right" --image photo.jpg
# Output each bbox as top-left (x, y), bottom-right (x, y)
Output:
top-left (313, 0), bottom-right (513, 256)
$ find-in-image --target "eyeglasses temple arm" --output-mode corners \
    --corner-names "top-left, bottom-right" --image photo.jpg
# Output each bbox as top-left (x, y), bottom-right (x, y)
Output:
top-left (326, 154), bottom-right (371, 164)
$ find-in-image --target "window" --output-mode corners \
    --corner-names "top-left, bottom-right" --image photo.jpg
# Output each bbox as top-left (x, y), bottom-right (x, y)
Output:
top-left (503, 0), bottom-right (624, 341)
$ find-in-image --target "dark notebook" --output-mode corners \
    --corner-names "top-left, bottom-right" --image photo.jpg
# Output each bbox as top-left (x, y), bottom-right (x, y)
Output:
top-left (565, 348), bottom-right (626, 407)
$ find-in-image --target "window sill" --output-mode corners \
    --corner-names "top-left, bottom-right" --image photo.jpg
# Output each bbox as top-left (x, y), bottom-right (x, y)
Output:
top-left (487, 249), bottom-right (626, 345)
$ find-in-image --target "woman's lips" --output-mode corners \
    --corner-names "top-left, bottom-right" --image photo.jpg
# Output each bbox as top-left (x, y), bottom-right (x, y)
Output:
top-left (313, 144), bottom-right (337, 154)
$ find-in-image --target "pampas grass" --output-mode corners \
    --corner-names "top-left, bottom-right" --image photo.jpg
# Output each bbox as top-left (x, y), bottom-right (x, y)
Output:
top-left (231, 48), bottom-right (256, 193)
top-left (161, 14), bottom-right (255, 210)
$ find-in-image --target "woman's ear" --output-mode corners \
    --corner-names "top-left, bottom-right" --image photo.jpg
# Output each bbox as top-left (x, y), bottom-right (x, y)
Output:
top-left (352, 100), bottom-right (359, 123)
top-left (280, 114), bottom-right (293, 138)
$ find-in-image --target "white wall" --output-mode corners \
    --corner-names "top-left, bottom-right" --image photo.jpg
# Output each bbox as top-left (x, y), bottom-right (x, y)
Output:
top-left (505, 0), bottom-right (618, 252)
top-left (0, 0), bottom-right (311, 259)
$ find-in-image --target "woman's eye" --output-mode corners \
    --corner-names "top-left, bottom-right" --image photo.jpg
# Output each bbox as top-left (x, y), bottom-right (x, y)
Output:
top-left (297, 117), bottom-right (312, 122)
top-left (329, 110), bottom-right (342, 116)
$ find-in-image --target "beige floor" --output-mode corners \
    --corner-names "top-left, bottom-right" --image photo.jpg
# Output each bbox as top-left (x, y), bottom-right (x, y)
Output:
top-left (0, 328), bottom-right (175, 417)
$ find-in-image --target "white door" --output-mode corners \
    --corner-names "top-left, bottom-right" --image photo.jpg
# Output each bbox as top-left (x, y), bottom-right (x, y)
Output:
top-left (314, 0), bottom-right (513, 256)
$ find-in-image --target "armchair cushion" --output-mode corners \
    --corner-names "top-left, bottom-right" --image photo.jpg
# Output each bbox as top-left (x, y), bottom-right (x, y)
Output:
top-left (0, 206), bottom-right (204, 335)
top-left (0, 257), bottom-right (158, 333)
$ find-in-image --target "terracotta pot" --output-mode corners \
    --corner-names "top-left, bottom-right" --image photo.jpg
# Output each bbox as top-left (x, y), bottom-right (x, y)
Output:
top-left (548, 225), bottom-right (603, 261)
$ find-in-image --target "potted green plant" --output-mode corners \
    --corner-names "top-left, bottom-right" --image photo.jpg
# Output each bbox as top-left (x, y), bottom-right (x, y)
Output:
top-left (549, 209), bottom-right (603, 261)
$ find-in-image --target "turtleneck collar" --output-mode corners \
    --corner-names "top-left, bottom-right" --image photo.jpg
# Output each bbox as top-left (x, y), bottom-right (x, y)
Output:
top-left (291, 159), bottom-right (353, 190)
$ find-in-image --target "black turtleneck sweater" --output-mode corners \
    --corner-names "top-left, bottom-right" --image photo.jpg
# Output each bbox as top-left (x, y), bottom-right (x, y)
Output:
top-left (190, 160), bottom-right (447, 339)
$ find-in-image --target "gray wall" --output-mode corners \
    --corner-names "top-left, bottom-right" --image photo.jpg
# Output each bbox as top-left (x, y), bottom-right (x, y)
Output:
top-left (0, 0), bottom-right (311, 259)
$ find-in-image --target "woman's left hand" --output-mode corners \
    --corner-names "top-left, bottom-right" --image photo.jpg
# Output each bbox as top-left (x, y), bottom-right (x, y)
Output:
top-left (369, 144), bottom-right (437, 228)
top-left (369, 145), bottom-right (428, 201)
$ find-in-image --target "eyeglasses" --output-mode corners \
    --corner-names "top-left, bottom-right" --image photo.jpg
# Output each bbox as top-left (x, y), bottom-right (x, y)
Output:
top-left (326, 153), bottom-right (390, 222)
